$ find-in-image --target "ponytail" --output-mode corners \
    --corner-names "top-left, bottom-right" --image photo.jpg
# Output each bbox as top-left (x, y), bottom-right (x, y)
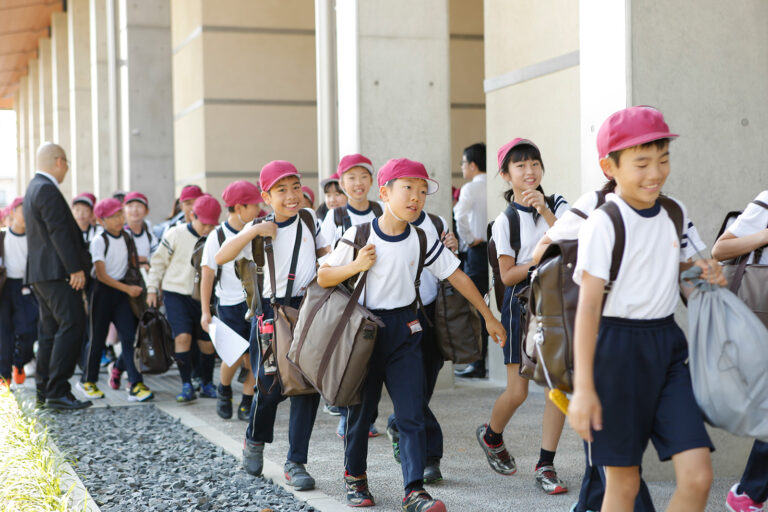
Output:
top-left (600, 178), bottom-right (617, 195)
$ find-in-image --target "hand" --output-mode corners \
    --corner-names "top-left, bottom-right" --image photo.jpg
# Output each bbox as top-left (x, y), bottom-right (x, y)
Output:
top-left (146, 292), bottom-right (158, 308)
top-left (68, 271), bottom-right (86, 291)
top-left (470, 238), bottom-right (484, 248)
top-left (354, 243), bottom-right (376, 272)
top-left (485, 316), bottom-right (506, 347)
top-left (125, 285), bottom-right (144, 298)
top-left (520, 189), bottom-right (548, 214)
top-left (442, 232), bottom-right (459, 252)
top-left (252, 221), bottom-right (277, 240)
top-left (201, 311), bottom-right (212, 333)
top-left (693, 258), bottom-right (727, 287)
top-left (568, 388), bottom-right (603, 442)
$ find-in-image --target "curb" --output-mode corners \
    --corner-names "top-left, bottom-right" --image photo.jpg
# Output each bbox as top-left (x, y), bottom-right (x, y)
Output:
top-left (53, 444), bottom-right (102, 512)
top-left (155, 401), bottom-right (348, 512)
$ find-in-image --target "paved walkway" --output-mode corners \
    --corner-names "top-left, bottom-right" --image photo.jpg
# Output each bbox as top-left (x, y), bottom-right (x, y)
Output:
top-left (41, 365), bottom-right (752, 511)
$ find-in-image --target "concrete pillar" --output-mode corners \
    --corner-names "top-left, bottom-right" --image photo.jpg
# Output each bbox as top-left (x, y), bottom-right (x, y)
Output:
top-left (68, 0), bottom-right (94, 195)
top-left (314, 0), bottom-right (337, 185)
top-left (91, 0), bottom-right (115, 199)
top-left (38, 38), bottom-right (54, 143)
top-left (335, 0), bottom-right (453, 221)
top-left (105, 0), bottom-right (121, 192)
top-left (27, 59), bottom-right (40, 178)
top-left (14, 90), bottom-right (25, 196)
top-left (51, 12), bottom-right (73, 198)
top-left (117, 0), bottom-right (174, 223)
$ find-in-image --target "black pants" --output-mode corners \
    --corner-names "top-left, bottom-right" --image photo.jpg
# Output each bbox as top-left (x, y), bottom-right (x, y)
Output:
top-left (464, 243), bottom-right (489, 363)
top-left (739, 440), bottom-right (768, 503)
top-left (0, 278), bottom-right (38, 379)
top-left (32, 280), bottom-right (86, 399)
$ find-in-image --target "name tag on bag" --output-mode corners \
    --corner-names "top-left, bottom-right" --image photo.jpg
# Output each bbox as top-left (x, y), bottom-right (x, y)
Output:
top-left (407, 319), bottom-right (422, 335)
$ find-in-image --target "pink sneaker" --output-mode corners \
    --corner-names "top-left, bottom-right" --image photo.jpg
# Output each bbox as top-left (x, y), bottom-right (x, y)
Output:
top-left (727, 483), bottom-right (765, 512)
top-left (109, 364), bottom-right (122, 390)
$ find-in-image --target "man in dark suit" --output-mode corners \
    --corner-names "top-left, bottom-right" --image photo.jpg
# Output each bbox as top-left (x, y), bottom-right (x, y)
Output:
top-left (24, 142), bottom-right (92, 410)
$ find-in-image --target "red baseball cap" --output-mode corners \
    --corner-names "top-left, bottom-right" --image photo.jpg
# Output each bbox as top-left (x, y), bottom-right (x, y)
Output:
top-left (123, 191), bottom-right (148, 207)
top-left (72, 192), bottom-right (96, 208)
top-left (222, 180), bottom-right (262, 207)
top-left (193, 194), bottom-right (222, 225)
top-left (94, 198), bottom-right (123, 219)
top-left (597, 106), bottom-right (678, 158)
top-left (497, 138), bottom-right (539, 172)
top-left (320, 171), bottom-right (341, 188)
top-left (179, 184), bottom-right (204, 202)
top-left (301, 186), bottom-right (315, 204)
top-left (10, 197), bottom-right (23, 210)
top-left (259, 160), bottom-right (301, 192)
top-left (338, 154), bottom-right (374, 176)
top-left (377, 158), bottom-right (439, 195)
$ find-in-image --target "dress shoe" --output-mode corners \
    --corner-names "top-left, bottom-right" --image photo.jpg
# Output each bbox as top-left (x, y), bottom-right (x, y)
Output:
top-left (454, 363), bottom-right (486, 379)
top-left (46, 393), bottom-right (93, 410)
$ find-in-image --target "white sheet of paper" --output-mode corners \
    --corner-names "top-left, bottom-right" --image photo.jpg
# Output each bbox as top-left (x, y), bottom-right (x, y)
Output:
top-left (209, 316), bottom-right (250, 367)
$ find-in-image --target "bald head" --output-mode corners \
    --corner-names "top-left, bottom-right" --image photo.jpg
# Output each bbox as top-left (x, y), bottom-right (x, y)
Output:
top-left (36, 142), bottom-right (68, 182)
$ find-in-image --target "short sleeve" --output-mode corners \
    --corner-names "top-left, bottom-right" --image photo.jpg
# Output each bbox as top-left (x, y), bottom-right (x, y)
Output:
top-left (201, 232), bottom-right (219, 270)
top-left (573, 210), bottom-right (615, 285)
top-left (90, 235), bottom-right (106, 263)
top-left (492, 213), bottom-right (516, 259)
top-left (728, 191), bottom-right (768, 238)
top-left (320, 209), bottom-right (338, 247)
top-left (323, 226), bottom-right (357, 267)
top-left (546, 191), bottom-right (597, 242)
top-left (424, 238), bottom-right (460, 281)
top-left (305, 208), bottom-right (330, 249)
top-left (552, 194), bottom-right (570, 218)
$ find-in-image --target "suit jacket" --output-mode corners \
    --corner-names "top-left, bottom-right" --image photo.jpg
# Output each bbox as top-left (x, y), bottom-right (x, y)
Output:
top-left (23, 173), bottom-right (92, 283)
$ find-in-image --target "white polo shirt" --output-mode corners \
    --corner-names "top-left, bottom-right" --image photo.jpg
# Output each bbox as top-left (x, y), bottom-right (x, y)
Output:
top-left (90, 231), bottom-right (129, 280)
top-left (411, 211), bottom-right (449, 306)
top-left (2, 228), bottom-right (28, 279)
top-left (202, 222), bottom-right (247, 307)
top-left (727, 190), bottom-right (768, 264)
top-left (320, 202), bottom-right (382, 247)
top-left (492, 195), bottom-right (569, 265)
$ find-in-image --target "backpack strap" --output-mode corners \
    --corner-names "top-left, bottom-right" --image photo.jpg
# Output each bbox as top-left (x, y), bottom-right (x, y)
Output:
top-left (413, 226), bottom-right (429, 320)
top-left (0, 230), bottom-right (6, 268)
top-left (122, 230), bottom-right (140, 272)
top-left (370, 201), bottom-right (383, 217)
top-left (598, 201), bottom-right (626, 287)
top-left (545, 194), bottom-right (557, 214)
top-left (503, 204), bottom-right (521, 255)
top-left (658, 196), bottom-right (684, 242)
top-left (333, 206), bottom-right (352, 234)
top-left (213, 225), bottom-right (225, 286)
top-left (102, 230), bottom-right (110, 255)
top-left (297, 208), bottom-right (318, 253)
top-left (427, 213), bottom-right (444, 239)
top-left (264, 215), bottom-right (304, 304)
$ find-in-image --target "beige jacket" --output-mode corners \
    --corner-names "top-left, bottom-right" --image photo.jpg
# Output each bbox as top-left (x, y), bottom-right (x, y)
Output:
top-left (146, 223), bottom-right (199, 296)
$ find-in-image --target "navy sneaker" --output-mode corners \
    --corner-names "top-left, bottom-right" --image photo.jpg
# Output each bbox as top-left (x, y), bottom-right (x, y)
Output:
top-left (284, 461), bottom-right (315, 491)
top-left (176, 383), bottom-right (197, 403)
top-left (200, 382), bottom-right (217, 398)
top-left (402, 489), bottom-right (446, 512)
top-left (238, 396), bottom-right (253, 421)
top-left (344, 473), bottom-right (374, 507)
top-left (243, 439), bottom-right (264, 476)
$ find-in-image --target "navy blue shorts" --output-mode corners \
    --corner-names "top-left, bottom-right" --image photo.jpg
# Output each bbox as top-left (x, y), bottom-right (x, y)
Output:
top-left (162, 290), bottom-right (210, 342)
top-left (591, 315), bottom-right (714, 467)
top-left (500, 284), bottom-right (526, 365)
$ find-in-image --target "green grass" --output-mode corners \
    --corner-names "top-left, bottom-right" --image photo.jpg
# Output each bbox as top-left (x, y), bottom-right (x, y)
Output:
top-left (0, 387), bottom-right (85, 511)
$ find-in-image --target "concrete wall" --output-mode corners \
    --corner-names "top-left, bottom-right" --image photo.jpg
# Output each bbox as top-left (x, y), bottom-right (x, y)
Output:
top-left (171, 0), bottom-right (318, 204)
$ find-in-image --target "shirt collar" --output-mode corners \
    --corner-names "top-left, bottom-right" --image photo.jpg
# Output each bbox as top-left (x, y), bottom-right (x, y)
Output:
top-left (36, 170), bottom-right (60, 189)
top-left (472, 173), bottom-right (487, 183)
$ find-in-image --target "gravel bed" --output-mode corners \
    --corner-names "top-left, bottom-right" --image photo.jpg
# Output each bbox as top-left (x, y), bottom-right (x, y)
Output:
top-left (47, 405), bottom-right (317, 512)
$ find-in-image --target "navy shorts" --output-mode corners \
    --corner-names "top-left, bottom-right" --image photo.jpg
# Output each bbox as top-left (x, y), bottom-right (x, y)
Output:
top-left (162, 290), bottom-right (211, 342)
top-left (591, 315), bottom-right (714, 467)
top-left (500, 284), bottom-right (526, 365)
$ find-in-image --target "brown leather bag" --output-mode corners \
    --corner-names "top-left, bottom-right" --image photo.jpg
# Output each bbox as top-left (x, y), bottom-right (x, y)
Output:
top-left (720, 200), bottom-right (768, 329)
top-left (288, 223), bottom-right (384, 406)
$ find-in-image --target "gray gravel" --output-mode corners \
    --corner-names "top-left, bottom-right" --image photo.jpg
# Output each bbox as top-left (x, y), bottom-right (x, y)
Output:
top-left (47, 405), bottom-right (317, 512)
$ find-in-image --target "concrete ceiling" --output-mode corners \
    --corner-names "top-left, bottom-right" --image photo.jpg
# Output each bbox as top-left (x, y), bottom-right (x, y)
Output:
top-left (0, 0), bottom-right (63, 108)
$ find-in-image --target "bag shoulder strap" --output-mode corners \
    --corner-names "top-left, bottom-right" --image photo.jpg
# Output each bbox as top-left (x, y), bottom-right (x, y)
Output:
top-left (264, 215), bottom-right (304, 302)
top-left (333, 206), bottom-right (352, 233)
top-left (102, 230), bottom-right (110, 255)
top-left (297, 208), bottom-right (318, 253)
top-left (0, 229), bottom-right (5, 267)
top-left (370, 201), bottom-right (383, 217)
top-left (570, 190), bottom-right (608, 220)
top-left (503, 203), bottom-right (521, 254)
top-left (658, 196), bottom-right (684, 242)
top-left (598, 201), bottom-right (626, 285)
top-left (427, 213), bottom-right (444, 237)
top-left (414, 225), bottom-right (428, 316)
top-left (121, 230), bottom-right (140, 271)
top-left (214, 225), bottom-right (225, 285)
top-left (545, 194), bottom-right (557, 213)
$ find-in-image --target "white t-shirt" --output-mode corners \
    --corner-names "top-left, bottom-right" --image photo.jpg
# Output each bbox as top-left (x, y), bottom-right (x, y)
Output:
top-left (90, 231), bottom-right (129, 280)
top-left (411, 211), bottom-right (448, 306)
top-left (324, 218), bottom-right (461, 310)
top-left (574, 195), bottom-right (699, 319)
top-left (492, 195), bottom-right (569, 265)
top-left (126, 223), bottom-right (157, 261)
top-left (320, 202), bottom-right (382, 247)
top-left (202, 222), bottom-right (246, 306)
top-left (2, 229), bottom-right (28, 279)
top-left (239, 209), bottom-right (327, 298)
top-left (727, 190), bottom-right (768, 265)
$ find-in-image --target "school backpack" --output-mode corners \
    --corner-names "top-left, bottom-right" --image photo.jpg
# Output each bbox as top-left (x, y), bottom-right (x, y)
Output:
top-left (332, 202), bottom-right (384, 236)
top-left (190, 226), bottom-right (225, 306)
top-left (682, 265), bottom-right (768, 441)
top-left (486, 195), bottom-right (557, 309)
top-left (133, 306), bottom-right (175, 374)
top-left (102, 230), bottom-right (147, 318)
top-left (0, 230), bottom-right (7, 296)
top-left (428, 214), bottom-right (483, 364)
top-left (519, 195), bottom-right (683, 393)
top-left (288, 221), bottom-right (427, 406)
top-left (717, 200), bottom-right (768, 329)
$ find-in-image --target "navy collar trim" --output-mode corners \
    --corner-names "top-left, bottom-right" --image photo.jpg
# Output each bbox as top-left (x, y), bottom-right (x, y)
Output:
top-left (412, 211), bottom-right (426, 226)
top-left (276, 215), bottom-right (297, 228)
top-left (105, 229), bottom-right (123, 239)
top-left (513, 202), bottom-right (534, 213)
top-left (347, 202), bottom-right (373, 216)
top-left (186, 223), bottom-right (200, 238)
top-left (224, 221), bottom-right (240, 234)
top-left (629, 200), bottom-right (661, 218)
top-left (8, 228), bottom-right (24, 237)
top-left (127, 224), bottom-right (145, 237)
top-left (372, 218), bottom-right (410, 242)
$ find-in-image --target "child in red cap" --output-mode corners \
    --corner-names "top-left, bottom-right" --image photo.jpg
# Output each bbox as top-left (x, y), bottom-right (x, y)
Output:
top-left (123, 192), bottom-right (157, 267)
top-left (215, 160), bottom-right (330, 491)
top-left (316, 171), bottom-right (347, 221)
top-left (0, 197), bottom-right (39, 387)
top-left (300, 186), bottom-right (315, 210)
top-left (76, 198), bottom-right (153, 402)
top-left (199, 181), bottom-right (261, 422)
top-left (318, 157), bottom-right (506, 511)
top-left (72, 193), bottom-right (98, 243)
top-left (569, 106), bottom-right (725, 512)
top-left (146, 194), bottom-right (221, 402)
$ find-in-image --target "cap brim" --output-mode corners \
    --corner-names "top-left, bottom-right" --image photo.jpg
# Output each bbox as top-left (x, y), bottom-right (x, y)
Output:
top-left (600, 132), bottom-right (679, 158)
top-left (264, 172), bottom-right (302, 192)
top-left (320, 177), bottom-right (339, 188)
top-left (341, 163), bottom-right (374, 175)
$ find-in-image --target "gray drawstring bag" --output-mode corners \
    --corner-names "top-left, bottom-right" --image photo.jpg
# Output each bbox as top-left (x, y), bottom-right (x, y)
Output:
top-left (682, 266), bottom-right (768, 441)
